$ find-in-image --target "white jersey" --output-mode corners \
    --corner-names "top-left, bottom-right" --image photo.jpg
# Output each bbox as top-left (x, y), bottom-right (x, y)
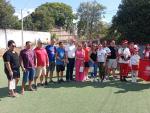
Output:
top-left (118, 47), bottom-right (131, 64)
top-left (130, 54), bottom-right (140, 66)
top-left (97, 49), bottom-right (107, 62)
top-left (103, 47), bottom-right (111, 55)
top-left (65, 44), bottom-right (76, 58)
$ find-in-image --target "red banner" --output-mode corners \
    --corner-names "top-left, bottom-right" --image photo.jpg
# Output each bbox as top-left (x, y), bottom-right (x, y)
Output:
top-left (138, 59), bottom-right (150, 81)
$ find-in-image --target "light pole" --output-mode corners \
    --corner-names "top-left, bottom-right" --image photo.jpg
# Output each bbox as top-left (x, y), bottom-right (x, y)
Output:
top-left (21, 9), bottom-right (24, 48)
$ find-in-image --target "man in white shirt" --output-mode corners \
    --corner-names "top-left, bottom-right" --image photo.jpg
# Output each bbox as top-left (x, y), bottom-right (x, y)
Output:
top-left (65, 38), bottom-right (76, 81)
top-left (118, 40), bottom-right (131, 81)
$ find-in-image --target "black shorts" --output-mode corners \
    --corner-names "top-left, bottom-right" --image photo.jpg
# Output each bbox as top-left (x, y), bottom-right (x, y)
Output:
top-left (84, 62), bottom-right (90, 67)
top-left (5, 68), bottom-right (20, 80)
top-left (47, 62), bottom-right (55, 72)
top-left (56, 65), bottom-right (65, 72)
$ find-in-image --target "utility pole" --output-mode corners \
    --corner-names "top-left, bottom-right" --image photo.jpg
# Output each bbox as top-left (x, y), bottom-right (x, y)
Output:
top-left (21, 9), bottom-right (24, 48)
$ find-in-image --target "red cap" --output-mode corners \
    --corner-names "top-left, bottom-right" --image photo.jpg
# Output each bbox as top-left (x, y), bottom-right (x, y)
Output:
top-left (122, 40), bottom-right (128, 44)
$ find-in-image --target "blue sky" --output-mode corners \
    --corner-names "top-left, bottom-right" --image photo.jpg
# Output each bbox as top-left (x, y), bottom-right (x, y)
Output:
top-left (9, 0), bottom-right (122, 23)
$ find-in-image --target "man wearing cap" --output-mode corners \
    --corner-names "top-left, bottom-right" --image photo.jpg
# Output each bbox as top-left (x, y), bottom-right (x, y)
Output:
top-left (34, 40), bottom-right (49, 89)
top-left (118, 40), bottom-right (131, 81)
top-left (65, 38), bottom-right (76, 82)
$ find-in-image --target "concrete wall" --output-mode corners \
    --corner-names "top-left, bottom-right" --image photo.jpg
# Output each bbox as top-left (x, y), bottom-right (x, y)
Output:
top-left (0, 29), bottom-right (51, 48)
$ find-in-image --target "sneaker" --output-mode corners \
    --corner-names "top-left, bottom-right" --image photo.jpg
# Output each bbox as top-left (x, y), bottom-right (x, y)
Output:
top-left (45, 81), bottom-right (48, 86)
top-left (34, 85), bottom-right (37, 91)
top-left (49, 80), bottom-right (54, 83)
top-left (57, 80), bottom-right (61, 83)
top-left (29, 88), bottom-right (35, 91)
top-left (70, 79), bottom-right (75, 82)
top-left (105, 76), bottom-right (109, 80)
top-left (66, 80), bottom-right (70, 82)
top-left (60, 79), bottom-right (65, 82)
top-left (123, 78), bottom-right (127, 82)
top-left (97, 79), bottom-right (100, 83)
top-left (41, 83), bottom-right (44, 86)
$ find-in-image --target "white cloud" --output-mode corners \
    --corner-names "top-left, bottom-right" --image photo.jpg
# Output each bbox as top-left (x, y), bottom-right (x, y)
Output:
top-left (14, 8), bottom-right (35, 19)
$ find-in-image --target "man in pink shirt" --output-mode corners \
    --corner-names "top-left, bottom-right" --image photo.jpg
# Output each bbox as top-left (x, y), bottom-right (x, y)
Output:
top-left (34, 40), bottom-right (49, 90)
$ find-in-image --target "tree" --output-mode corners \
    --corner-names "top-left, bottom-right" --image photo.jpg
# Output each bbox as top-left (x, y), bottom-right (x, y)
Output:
top-left (110, 0), bottom-right (150, 43)
top-left (77, 1), bottom-right (105, 39)
top-left (24, 2), bottom-right (75, 31)
top-left (0, 0), bottom-right (20, 29)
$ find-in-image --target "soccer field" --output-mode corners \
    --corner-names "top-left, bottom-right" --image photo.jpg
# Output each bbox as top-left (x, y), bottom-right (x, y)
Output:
top-left (0, 60), bottom-right (150, 113)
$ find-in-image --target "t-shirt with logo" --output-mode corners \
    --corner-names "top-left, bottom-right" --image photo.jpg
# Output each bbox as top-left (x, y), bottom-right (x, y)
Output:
top-left (97, 49), bottom-right (107, 62)
top-left (56, 47), bottom-right (65, 65)
top-left (45, 45), bottom-right (56, 62)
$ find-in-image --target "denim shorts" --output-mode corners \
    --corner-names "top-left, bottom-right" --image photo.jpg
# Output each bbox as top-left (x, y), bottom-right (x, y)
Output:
top-left (23, 68), bottom-right (35, 83)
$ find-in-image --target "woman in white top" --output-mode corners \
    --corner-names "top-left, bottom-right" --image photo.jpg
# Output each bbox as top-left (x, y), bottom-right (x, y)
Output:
top-left (97, 44), bottom-right (107, 82)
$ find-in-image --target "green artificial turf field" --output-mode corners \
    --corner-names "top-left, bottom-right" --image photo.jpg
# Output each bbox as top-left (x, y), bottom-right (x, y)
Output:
top-left (0, 59), bottom-right (150, 113)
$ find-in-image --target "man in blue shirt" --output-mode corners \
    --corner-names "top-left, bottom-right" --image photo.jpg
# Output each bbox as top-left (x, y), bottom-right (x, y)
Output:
top-left (56, 41), bottom-right (66, 83)
top-left (45, 39), bottom-right (56, 84)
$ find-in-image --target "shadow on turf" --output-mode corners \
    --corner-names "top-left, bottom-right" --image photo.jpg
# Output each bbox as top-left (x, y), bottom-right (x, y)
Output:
top-left (0, 80), bottom-right (150, 99)
top-left (0, 86), bottom-right (21, 99)
top-left (44, 80), bottom-right (150, 94)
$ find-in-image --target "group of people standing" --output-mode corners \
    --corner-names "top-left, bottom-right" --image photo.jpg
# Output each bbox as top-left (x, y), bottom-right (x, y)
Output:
top-left (2, 39), bottom-right (150, 97)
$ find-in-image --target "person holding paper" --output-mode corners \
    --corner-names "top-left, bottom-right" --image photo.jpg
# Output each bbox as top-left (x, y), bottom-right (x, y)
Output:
top-left (75, 43), bottom-right (85, 82)
top-left (3, 40), bottom-right (20, 97)
top-left (20, 41), bottom-right (36, 95)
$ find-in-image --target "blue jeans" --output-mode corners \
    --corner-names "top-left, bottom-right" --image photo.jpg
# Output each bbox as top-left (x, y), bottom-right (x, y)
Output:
top-left (90, 62), bottom-right (97, 77)
top-left (23, 68), bottom-right (35, 84)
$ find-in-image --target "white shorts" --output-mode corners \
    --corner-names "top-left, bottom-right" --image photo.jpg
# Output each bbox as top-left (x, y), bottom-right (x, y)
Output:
top-left (108, 59), bottom-right (117, 69)
top-left (35, 66), bottom-right (46, 78)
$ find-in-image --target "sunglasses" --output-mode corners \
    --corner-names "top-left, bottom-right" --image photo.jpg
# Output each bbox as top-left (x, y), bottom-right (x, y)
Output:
top-left (12, 45), bottom-right (16, 47)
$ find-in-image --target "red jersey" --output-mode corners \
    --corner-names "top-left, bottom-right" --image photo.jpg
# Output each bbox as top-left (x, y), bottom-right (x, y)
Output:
top-left (84, 47), bottom-right (91, 62)
top-left (34, 47), bottom-right (49, 67)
